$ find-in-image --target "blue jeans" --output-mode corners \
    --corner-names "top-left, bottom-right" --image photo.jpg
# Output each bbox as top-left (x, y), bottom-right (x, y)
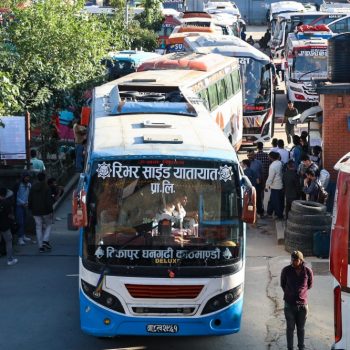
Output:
top-left (16, 205), bottom-right (27, 239)
top-left (284, 303), bottom-right (308, 350)
top-left (267, 189), bottom-right (284, 219)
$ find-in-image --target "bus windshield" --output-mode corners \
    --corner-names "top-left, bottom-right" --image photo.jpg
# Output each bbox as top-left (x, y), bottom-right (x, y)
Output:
top-left (292, 50), bottom-right (327, 80)
top-left (241, 58), bottom-right (272, 112)
top-left (84, 159), bottom-right (242, 267)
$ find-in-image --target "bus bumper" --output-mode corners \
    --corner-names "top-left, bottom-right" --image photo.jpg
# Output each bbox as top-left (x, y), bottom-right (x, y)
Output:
top-left (80, 291), bottom-right (243, 337)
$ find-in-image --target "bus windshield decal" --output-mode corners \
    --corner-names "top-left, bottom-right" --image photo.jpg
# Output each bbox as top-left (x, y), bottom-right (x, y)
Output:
top-left (94, 245), bottom-right (235, 262)
top-left (298, 49), bottom-right (327, 57)
top-left (96, 162), bottom-right (233, 182)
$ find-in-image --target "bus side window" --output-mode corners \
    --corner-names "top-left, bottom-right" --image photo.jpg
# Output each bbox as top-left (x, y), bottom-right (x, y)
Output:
top-left (216, 79), bottom-right (227, 105)
top-left (199, 89), bottom-right (209, 109)
top-left (224, 75), bottom-right (233, 98)
top-left (208, 84), bottom-right (219, 111)
top-left (231, 70), bottom-right (241, 94)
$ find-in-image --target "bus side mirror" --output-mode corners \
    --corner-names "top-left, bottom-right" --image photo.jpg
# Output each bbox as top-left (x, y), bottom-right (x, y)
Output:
top-left (71, 190), bottom-right (88, 228)
top-left (242, 186), bottom-right (257, 224)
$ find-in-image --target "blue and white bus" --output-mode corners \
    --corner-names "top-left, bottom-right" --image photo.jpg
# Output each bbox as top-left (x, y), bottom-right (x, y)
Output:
top-left (72, 77), bottom-right (256, 337)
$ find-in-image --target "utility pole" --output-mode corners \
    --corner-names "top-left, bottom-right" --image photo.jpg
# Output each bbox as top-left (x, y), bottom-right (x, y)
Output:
top-left (125, 0), bottom-right (129, 27)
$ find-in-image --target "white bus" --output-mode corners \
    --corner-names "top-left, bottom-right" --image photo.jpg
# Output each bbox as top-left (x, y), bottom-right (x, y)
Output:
top-left (72, 77), bottom-right (256, 337)
top-left (185, 34), bottom-right (275, 145)
top-left (137, 52), bottom-right (244, 150)
top-left (285, 25), bottom-right (332, 107)
top-left (330, 152), bottom-right (350, 349)
top-left (270, 11), bottom-right (346, 63)
top-left (267, 1), bottom-right (313, 36)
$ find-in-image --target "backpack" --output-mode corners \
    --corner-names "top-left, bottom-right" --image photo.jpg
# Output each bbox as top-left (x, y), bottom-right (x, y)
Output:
top-left (317, 181), bottom-right (328, 204)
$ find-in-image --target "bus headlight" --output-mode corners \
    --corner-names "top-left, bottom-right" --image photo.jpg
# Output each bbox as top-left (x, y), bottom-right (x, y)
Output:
top-left (201, 284), bottom-right (243, 315)
top-left (81, 279), bottom-right (125, 314)
top-left (290, 86), bottom-right (303, 93)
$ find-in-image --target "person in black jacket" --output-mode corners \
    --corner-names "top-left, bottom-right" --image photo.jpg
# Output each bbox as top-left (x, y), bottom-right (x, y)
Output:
top-left (283, 160), bottom-right (300, 219)
top-left (0, 187), bottom-right (18, 265)
top-left (28, 173), bottom-right (54, 253)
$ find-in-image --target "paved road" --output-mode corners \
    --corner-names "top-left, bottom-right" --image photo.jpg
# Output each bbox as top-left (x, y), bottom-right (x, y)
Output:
top-left (0, 29), bottom-right (332, 349)
top-left (0, 191), bottom-right (333, 350)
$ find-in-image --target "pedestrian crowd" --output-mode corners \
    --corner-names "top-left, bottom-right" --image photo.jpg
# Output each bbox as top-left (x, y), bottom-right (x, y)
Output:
top-left (241, 134), bottom-right (329, 221)
top-left (0, 150), bottom-right (64, 266)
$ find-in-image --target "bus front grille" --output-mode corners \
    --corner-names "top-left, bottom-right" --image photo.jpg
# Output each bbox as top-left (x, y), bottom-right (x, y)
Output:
top-left (132, 306), bottom-right (196, 315)
top-left (125, 284), bottom-right (204, 299)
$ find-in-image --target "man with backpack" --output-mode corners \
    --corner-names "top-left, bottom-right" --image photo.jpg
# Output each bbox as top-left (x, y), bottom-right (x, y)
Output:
top-left (303, 169), bottom-right (328, 204)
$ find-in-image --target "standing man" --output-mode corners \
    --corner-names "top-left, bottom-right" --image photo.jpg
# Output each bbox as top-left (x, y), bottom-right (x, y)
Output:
top-left (28, 172), bottom-right (54, 253)
top-left (15, 171), bottom-right (32, 245)
top-left (255, 142), bottom-right (270, 184)
top-left (282, 101), bottom-right (298, 144)
top-left (247, 150), bottom-right (264, 217)
top-left (265, 151), bottom-right (284, 219)
top-left (30, 149), bottom-right (45, 173)
top-left (0, 187), bottom-right (18, 265)
top-left (281, 251), bottom-right (313, 350)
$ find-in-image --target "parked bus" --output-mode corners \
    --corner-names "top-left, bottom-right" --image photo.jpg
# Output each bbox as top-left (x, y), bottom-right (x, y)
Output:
top-left (320, 0), bottom-right (350, 13)
top-left (165, 31), bottom-right (213, 53)
top-left (330, 152), bottom-right (350, 349)
top-left (267, 1), bottom-right (311, 35)
top-left (185, 35), bottom-right (275, 145)
top-left (102, 50), bottom-right (160, 81)
top-left (157, 15), bottom-right (182, 54)
top-left (270, 11), bottom-right (346, 63)
top-left (72, 78), bottom-right (256, 337)
top-left (137, 52), bottom-right (243, 150)
top-left (285, 25), bottom-right (332, 107)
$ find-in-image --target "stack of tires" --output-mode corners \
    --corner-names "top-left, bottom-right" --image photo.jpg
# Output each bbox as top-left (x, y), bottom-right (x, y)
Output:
top-left (285, 200), bottom-right (332, 256)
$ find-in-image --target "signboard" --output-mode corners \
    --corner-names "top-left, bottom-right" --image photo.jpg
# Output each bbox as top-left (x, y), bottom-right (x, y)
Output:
top-left (0, 116), bottom-right (26, 160)
top-left (298, 48), bottom-right (327, 57)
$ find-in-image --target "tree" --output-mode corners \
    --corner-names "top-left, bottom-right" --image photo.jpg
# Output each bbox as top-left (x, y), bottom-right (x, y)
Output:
top-left (1, 0), bottom-right (116, 117)
top-left (134, 0), bottom-right (164, 32)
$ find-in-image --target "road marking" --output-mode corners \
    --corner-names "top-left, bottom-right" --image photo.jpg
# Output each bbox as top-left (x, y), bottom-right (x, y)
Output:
top-left (66, 274), bottom-right (78, 277)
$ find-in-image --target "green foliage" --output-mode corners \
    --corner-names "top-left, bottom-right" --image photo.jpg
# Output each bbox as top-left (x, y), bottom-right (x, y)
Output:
top-left (0, 0), bottom-right (161, 133)
top-left (134, 0), bottom-right (164, 32)
top-left (0, 72), bottom-right (20, 117)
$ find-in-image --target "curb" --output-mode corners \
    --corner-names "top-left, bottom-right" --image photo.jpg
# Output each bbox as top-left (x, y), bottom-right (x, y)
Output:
top-left (53, 173), bottom-right (80, 212)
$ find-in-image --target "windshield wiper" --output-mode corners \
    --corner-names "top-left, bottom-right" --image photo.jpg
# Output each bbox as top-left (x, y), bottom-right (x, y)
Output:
top-left (298, 68), bottom-right (320, 81)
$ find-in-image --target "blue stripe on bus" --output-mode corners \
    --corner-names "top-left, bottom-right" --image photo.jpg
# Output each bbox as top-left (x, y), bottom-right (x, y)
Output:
top-left (80, 290), bottom-right (244, 337)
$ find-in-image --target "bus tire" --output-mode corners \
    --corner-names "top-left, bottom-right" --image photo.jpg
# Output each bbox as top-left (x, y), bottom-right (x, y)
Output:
top-left (291, 200), bottom-right (326, 215)
top-left (284, 229), bottom-right (313, 256)
top-left (286, 221), bottom-right (331, 235)
top-left (287, 212), bottom-right (332, 226)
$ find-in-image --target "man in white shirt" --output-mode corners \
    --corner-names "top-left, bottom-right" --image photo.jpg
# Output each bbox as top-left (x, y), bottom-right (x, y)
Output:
top-left (276, 139), bottom-right (290, 165)
top-left (265, 152), bottom-right (284, 219)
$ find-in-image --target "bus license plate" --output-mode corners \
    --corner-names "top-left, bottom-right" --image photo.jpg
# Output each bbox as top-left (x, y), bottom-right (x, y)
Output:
top-left (146, 324), bottom-right (179, 334)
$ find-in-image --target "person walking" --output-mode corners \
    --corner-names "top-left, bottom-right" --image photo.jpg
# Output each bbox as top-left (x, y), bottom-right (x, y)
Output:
top-left (283, 160), bottom-right (300, 218)
top-left (0, 187), bottom-right (18, 266)
top-left (281, 250), bottom-right (313, 350)
top-left (282, 101), bottom-right (298, 144)
top-left (14, 171), bottom-right (32, 245)
top-left (30, 149), bottom-right (45, 173)
top-left (28, 172), bottom-right (54, 253)
top-left (265, 151), bottom-right (284, 219)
